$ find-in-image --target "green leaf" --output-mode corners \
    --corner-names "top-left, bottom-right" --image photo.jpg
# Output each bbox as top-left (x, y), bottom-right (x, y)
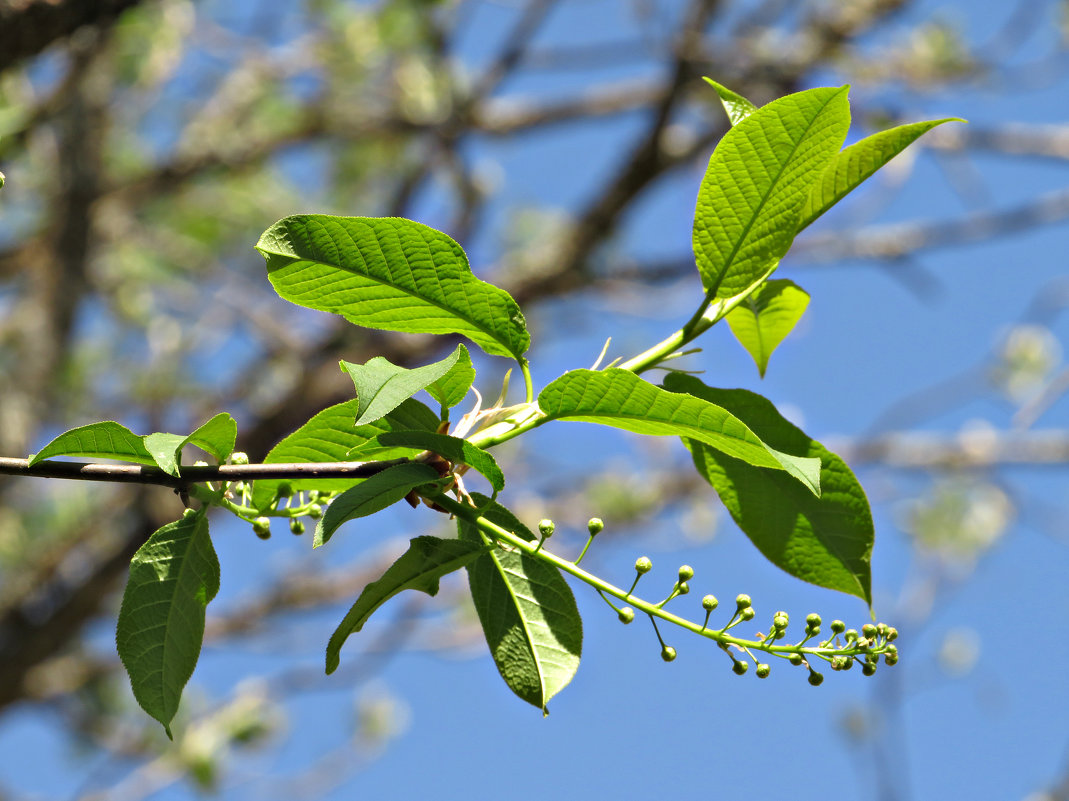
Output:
top-left (143, 414), bottom-right (236, 477)
top-left (30, 416), bottom-right (237, 478)
top-left (663, 373), bottom-right (873, 605)
top-left (314, 462), bottom-right (441, 547)
top-left (342, 344), bottom-right (466, 427)
top-left (425, 343), bottom-right (475, 411)
top-left (703, 77), bottom-right (758, 125)
top-left (797, 118), bottom-right (964, 232)
top-left (375, 431), bottom-right (504, 493)
top-left (29, 421), bottom-right (157, 467)
top-left (538, 369), bottom-right (820, 495)
top-left (251, 398), bottom-right (438, 511)
top-left (325, 536), bottom-right (486, 674)
top-left (116, 511), bottom-right (220, 739)
top-left (257, 215), bottom-right (530, 360)
top-left (725, 279), bottom-right (810, 378)
top-left (184, 413), bottom-right (238, 463)
top-left (693, 85), bottom-right (851, 298)
top-left (459, 495), bottom-right (582, 713)
top-left (142, 433), bottom-right (188, 476)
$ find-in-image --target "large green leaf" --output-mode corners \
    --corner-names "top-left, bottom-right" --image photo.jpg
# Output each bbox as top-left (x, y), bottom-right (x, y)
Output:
top-left (459, 495), bottom-right (582, 713)
top-left (425, 343), bottom-right (475, 410)
top-left (325, 536), bottom-right (486, 674)
top-left (538, 369), bottom-right (820, 495)
top-left (257, 215), bottom-right (530, 360)
top-left (797, 118), bottom-right (963, 232)
top-left (314, 462), bottom-right (442, 547)
top-left (664, 373), bottom-right (873, 605)
top-left (116, 511), bottom-right (220, 739)
top-left (374, 431), bottom-right (504, 493)
top-left (29, 421), bottom-right (157, 467)
top-left (251, 398), bottom-right (438, 511)
top-left (693, 85), bottom-right (850, 298)
top-left (725, 279), bottom-right (810, 378)
top-left (341, 344), bottom-right (466, 426)
top-left (703, 77), bottom-right (758, 125)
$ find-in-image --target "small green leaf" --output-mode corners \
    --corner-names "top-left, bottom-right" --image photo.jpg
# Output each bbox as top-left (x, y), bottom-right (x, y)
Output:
top-left (725, 279), bottom-right (810, 377)
top-left (375, 431), bottom-right (504, 493)
top-left (538, 369), bottom-right (820, 495)
top-left (342, 344), bottom-right (466, 427)
top-left (694, 86), bottom-right (851, 298)
top-left (425, 343), bottom-right (475, 411)
top-left (459, 495), bottom-right (582, 713)
top-left (314, 462), bottom-right (441, 547)
top-left (184, 413), bottom-right (238, 464)
top-left (664, 373), bottom-right (873, 605)
top-left (257, 215), bottom-right (530, 360)
top-left (116, 511), bottom-right (220, 739)
top-left (143, 433), bottom-right (188, 476)
top-left (29, 421), bottom-right (157, 467)
top-left (703, 77), bottom-right (758, 125)
top-left (252, 398), bottom-right (438, 510)
top-left (797, 118), bottom-right (964, 232)
top-left (325, 536), bottom-right (486, 674)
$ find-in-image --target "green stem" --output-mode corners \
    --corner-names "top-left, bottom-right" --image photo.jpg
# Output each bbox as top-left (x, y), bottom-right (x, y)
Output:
top-left (520, 358), bottom-right (534, 404)
top-left (430, 493), bottom-right (890, 662)
top-left (615, 270), bottom-right (772, 375)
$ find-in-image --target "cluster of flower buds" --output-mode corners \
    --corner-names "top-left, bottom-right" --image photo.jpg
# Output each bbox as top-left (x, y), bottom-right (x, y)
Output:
top-left (604, 553), bottom-right (899, 683)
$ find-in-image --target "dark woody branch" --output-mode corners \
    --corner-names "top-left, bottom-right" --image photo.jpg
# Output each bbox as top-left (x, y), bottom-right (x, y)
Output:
top-left (0, 456), bottom-right (409, 489)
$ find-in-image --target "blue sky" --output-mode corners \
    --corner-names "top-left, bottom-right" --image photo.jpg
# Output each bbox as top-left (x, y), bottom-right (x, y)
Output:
top-left (2, 1), bottom-right (1068, 799)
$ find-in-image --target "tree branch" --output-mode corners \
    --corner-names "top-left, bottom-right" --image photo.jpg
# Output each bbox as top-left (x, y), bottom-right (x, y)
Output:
top-left (0, 456), bottom-right (410, 489)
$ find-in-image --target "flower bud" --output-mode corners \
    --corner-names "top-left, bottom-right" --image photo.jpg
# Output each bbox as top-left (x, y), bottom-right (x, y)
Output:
top-left (806, 613), bottom-right (822, 629)
top-left (862, 662), bottom-right (878, 676)
top-left (701, 595), bottom-right (719, 611)
top-left (886, 627), bottom-right (898, 642)
top-left (252, 517), bottom-right (271, 539)
top-left (755, 663), bottom-right (771, 679)
top-left (773, 612), bottom-right (789, 631)
top-left (661, 646), bottom-right (677, 662)
top-left (735, 594), bottom-right (752, 610)
top-left (830, 620), bottom-right (846, 634)
top-left (732, 660), bottom-right (748, 675)
top-left (788, 653), bottom-right (804, 666)
top-left (231, 452), bottom-right (250, 465)
top-left (618, 606), bottom-right (635, 624)
top-left (677, 565), bottom-right (694, 582)
top-left (307, 504), bottom-right (323, 519)
top-left (676, 581), bottom-right (690, 596)
top-left (289, 519), bottom-right (305, 535)
top-left (862, 623), bottom-right (878, 640)
top-left (740, 607), bottom-right (755, 621)
top-left (276, 483), bottom-right (294, 499)
top-left (587, 518), bottom-right (604, 536)
top-left (538, 519), bottom-right (555, 538)
top-left (808, 670), bottom-right (824, 686)
top-left (635, 556), bottom-right (653, 574)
